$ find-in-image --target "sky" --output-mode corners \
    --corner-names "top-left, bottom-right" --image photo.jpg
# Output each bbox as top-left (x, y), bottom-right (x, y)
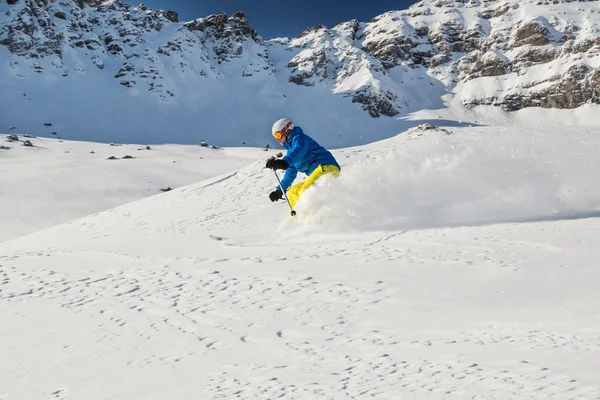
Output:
top-left (138, 0), bottom-right (418, 39)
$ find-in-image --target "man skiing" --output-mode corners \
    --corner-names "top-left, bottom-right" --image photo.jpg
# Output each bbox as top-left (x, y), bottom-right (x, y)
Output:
top-left (265, 118), bottom-right (340, 208)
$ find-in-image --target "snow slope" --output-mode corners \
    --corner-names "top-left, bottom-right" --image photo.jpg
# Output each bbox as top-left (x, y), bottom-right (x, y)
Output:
top-left (0, 134), bottom-right (267, 242)
top-left (1, 125), bottom-right (599, 399)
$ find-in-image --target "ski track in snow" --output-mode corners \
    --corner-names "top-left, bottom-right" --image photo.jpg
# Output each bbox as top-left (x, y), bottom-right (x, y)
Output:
top-left (1, 126), bottom-right (600, 399)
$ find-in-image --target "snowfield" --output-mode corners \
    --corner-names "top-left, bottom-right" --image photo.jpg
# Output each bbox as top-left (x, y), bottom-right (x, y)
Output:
top-left (1, 125), bottom-right (599, 399)
top-left (0, 135), bottom-right (267, 242)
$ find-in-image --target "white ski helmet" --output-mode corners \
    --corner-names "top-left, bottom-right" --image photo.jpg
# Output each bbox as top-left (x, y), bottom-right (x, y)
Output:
top-left (272, 118), bottom-right (294, 142)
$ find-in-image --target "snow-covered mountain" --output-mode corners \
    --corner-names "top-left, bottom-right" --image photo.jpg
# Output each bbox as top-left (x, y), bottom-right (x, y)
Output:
top-left (1, 0), bottom-right (599, 146)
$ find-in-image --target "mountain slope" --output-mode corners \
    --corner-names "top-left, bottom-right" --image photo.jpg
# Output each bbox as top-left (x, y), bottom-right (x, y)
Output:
top-left (0, 134), bottom-right (268, 242)
top-left (270, 0), bottom-right (600, 116)
top-left (1, 125), bottom-right (599, 399)
top-left (1, 0), bottom-right (599, 146)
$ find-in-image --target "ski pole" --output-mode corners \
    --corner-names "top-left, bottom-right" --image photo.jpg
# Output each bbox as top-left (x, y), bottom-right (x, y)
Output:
top-left (273, 169), bottom-right (297, 217)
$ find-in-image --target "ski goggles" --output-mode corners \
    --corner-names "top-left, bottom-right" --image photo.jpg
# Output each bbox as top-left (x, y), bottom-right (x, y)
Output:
top-left (273, 122), bottom-right (293, 141)
top-left (273, 130), bottom-right (286, 141)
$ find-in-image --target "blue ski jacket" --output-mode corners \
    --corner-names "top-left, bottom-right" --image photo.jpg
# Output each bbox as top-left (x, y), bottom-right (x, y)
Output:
top-left (278, 126), bottom-right (340, 191)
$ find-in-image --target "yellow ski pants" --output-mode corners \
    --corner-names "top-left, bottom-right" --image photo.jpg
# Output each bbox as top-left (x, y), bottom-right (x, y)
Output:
top-left (287, 165), bottom-right (340, 208)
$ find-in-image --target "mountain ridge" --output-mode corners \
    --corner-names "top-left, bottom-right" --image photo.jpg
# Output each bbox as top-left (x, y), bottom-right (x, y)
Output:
top-left (0, 0), bottom-right (598, 145)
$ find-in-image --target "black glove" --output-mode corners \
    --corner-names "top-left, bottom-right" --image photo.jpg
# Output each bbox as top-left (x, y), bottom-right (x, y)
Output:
top-left (265, 158), bottom-right (289, 171)
top-left (269, 189), bottom-right (283, 202)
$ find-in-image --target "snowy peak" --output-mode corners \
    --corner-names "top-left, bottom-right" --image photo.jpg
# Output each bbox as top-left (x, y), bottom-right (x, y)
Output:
top-left (1, 0), bottom-right (272, 96)
top-left (0, 0), bottom-right (266, 67)
top-left (280, 0), bottom-right (600, 115)
top-left (273, 19), bottom-right (405, 118)
top-left (185, 12), bottom-right (259, 43)
top-left (183, 11), bottom-right (265, 68)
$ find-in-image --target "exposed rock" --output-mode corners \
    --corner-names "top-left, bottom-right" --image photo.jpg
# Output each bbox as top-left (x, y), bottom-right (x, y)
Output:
top-left (363, 35), bottom-right (419, 68)
top-left (351, 90), bottom-right (399, 118)
top-left (430, 20), bottom-right (464, 53)
top-left (23, 140), bottom-right (33, 147)
top-left (122, 155), bottom-right (134, 159)
top-left (513, 21), bottom-right (551, 47)
top-left (417, 123), bottom-right (435, 130)
top-left (107, 43), bottom-right (124, 54)
top-left (85, 39), bottom-right (101, 50)
top-left (215, 13), bottom-right (227, 31)
top-left (185, 12), bottom-right (247, 35)
top-left (480, 4), bottom-right (511, 19)
top-left (573, 37), bottom-right (600, 54)
top-left (77, 0), bottom-right (103, 8)
top-left (157, 10), bottom-right (178, 23)
top-left (288, 48), bottom-right (329, 85)
top-left (288, 72), bottom-right (312, 86)
top-left (475, 51), bottom-right (509, 77)
top-left (120, 80), bottom-right (136, 88)
top-left (472, 64), bottom-right (600, 111)
top-left (463, 25), bottom-right (485, 53)
top-left (298, 24), bottom-right (327, 39)
top-left (544, 65), bottom-right (598, 108)
top-left (183, 11), bottom-right (261, 64)
top-left (106, 156), bottom-right (117, 160)
top-left (513, 46), bottom-right (559, 66)
top-left (7, 134), bottom-right (19, 142)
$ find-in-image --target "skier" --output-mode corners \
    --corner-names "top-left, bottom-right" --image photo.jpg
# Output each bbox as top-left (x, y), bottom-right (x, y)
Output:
top-left (265, 118), bottom-right (340, 208)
